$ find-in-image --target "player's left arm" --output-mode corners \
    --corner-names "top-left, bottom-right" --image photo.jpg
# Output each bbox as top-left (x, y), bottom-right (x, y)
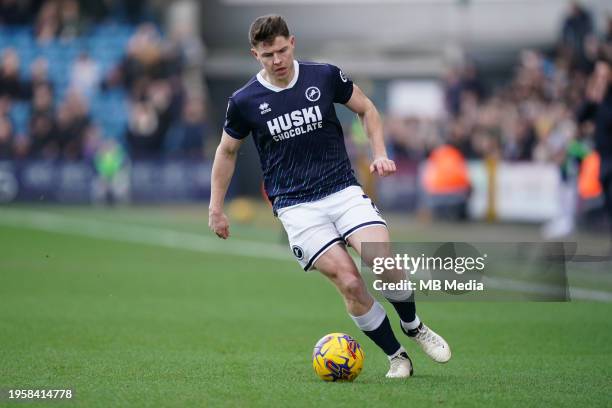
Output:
top-left (344, 84), bottom-right (396, 177)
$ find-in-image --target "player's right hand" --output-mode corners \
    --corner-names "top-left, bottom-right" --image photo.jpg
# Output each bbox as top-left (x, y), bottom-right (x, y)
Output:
top-left (369, 156), bottom-right (396, 177)
top-left (209, 210), bottom-right (230, 239)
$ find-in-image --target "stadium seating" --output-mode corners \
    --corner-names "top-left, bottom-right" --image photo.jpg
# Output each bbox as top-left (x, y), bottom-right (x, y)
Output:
top-left (4, 24), bottom-right (136, 142)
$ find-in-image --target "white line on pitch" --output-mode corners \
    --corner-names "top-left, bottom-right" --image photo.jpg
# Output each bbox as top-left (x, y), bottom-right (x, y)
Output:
top-left (1, 208), bottom-right (611, 302)
top-left (0, 208), bottom-right (293, 263)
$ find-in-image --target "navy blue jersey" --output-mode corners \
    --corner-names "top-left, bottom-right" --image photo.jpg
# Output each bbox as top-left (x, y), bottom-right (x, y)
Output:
top-left (224, 60), bottom-right (360, 211)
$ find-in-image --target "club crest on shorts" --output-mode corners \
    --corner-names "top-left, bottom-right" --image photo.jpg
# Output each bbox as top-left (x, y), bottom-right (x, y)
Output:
top-left (305, 86), bottom-right (321, 102)
top-left (292, 245), bottom-right (304, 260)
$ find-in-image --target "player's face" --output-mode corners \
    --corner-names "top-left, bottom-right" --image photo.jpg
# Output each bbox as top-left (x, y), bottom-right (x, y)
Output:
top-left (251, 36), bottom-right (295, 82)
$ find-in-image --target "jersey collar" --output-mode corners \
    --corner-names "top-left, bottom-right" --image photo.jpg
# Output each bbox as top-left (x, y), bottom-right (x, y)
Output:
top-left (256, 60), bottom-right (299, 92)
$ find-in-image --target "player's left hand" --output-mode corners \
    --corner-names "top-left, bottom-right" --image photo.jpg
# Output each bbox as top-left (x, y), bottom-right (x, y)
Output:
top-left (369, 157), bottom-right (396, 177)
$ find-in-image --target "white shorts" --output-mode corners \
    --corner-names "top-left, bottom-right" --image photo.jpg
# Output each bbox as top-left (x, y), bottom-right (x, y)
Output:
top-left (276, 186), bottom-right (387, 271)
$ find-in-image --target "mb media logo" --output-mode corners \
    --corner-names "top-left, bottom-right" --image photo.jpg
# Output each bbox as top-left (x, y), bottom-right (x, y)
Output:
top-left (259, 102), bottom-right (271, 115)
top-left (305, 86), bottom-right (321, 102)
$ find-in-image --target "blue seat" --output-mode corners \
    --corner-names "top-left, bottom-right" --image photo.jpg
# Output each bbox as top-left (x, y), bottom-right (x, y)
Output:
top-left (9, 102), bottom-right (30, 135)
top-left (1, 23), bottom-right (137, 144)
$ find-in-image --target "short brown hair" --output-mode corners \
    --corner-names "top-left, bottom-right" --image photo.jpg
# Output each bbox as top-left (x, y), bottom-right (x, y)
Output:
top-left (249, 15), bottom-right (290, 47)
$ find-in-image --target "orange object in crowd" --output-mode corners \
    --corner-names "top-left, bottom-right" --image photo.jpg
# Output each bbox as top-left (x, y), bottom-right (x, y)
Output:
top-left (422, 145), bottom-right (470, 194)
top-left (578, 152), bottom-right (602, 199)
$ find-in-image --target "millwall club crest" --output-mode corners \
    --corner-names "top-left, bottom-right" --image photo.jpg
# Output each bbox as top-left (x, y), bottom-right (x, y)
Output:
top-left (305, 86), bottom-right (321, 102)
top-left (292, 245), bottom-right (304, 260)
top-left (259, 102), bottom-right (271, 114)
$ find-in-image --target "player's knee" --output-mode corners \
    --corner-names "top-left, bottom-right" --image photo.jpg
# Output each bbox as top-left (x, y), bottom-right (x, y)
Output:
top-left (338, 274), bottom-right (366, 301)
top-left (360, 244), bottom-right (392, 268)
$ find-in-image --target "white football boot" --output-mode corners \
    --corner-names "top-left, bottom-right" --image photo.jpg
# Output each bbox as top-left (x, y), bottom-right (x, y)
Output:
top-left (404, 323), bottom-right (451, 363)
top-left (386, 349), bottom-right (414, 378)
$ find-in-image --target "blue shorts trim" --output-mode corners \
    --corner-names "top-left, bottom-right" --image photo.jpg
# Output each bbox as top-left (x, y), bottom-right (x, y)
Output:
top-left (341, 221), bottom-right (387, 241)
top-left (303, 237), bottom-right (344, 271)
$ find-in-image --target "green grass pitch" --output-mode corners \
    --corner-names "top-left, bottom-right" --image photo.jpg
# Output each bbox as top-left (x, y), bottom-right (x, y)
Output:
top-left (0, 206), bottom-right (611, 407)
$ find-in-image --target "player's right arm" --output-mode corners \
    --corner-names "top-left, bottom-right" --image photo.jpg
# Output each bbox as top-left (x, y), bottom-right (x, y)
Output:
top-left (209, 131), bottom-right (244, 239)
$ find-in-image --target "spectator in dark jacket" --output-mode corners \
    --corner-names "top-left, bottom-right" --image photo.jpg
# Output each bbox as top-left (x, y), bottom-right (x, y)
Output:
top-left (577, 60), bottom-right (612, 249)
top-left (165, 97), bottom-right (207, 158)
top-left (0, 115), bottom-right (14, 159)
top-left (560, 2), bottom-right (594, 71)
top-left (0, 48), bottom-right (24, 99)
top-left (126, 101), bottom-right (164, 159)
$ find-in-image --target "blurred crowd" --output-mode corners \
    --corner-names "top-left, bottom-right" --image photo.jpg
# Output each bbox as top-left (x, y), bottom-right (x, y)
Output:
top-left (0, 0), bottom-right (209, 162)
top-left (1, 0), bottom-right (610, 171)
top-left (0, 0), bottom-right (149, 28)
top-left (386, 2), bottom-right (612, 168)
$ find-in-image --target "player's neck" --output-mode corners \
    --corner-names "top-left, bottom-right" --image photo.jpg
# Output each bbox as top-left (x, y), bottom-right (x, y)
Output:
top-left (262, 64), bottom-right (295, 89)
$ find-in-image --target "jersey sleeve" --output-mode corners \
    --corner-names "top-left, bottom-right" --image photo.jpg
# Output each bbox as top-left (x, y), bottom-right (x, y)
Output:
top-left (328, 64), bottom-right (354, 104)
top-left (223, 97), bottom-right (251, 140)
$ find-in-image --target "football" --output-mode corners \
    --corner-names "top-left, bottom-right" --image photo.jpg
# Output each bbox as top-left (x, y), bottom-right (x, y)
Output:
top-left (312, 333), bottom-right (365, 382)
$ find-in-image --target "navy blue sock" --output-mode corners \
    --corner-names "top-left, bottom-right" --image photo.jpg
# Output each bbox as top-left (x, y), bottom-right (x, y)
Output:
top-left (389, 292), bottom-right (416, 323)
top-left (363, 316), bottom-right (401, 356)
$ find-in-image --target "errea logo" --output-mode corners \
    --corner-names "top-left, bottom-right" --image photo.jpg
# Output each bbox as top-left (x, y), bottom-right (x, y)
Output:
top-left (259, 102), bottom-right (271, 115)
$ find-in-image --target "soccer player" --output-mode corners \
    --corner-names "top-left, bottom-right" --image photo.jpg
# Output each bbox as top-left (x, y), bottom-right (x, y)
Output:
top-left (209, 15), bottom-right (451, 378)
